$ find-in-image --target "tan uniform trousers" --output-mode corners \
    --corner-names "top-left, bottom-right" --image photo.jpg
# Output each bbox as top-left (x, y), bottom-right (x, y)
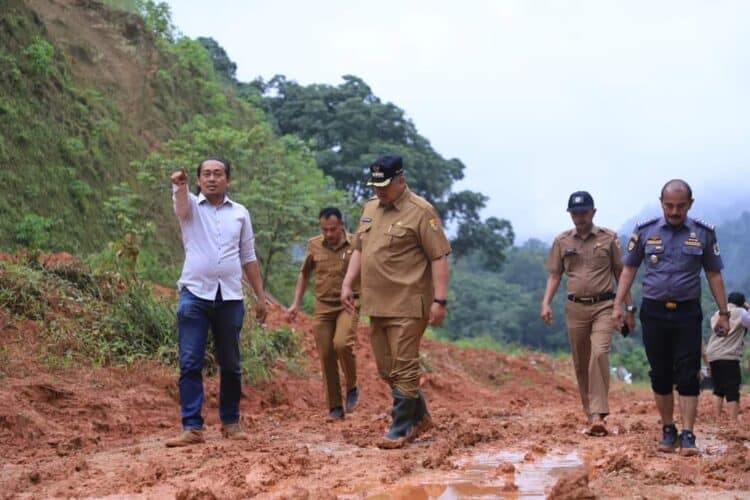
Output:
top-left (312, 308), bottom-right (358, 409)
top-left (564, 299), bottom-right (614, 416)
top-left (369, 316), bottom-right (428, 398)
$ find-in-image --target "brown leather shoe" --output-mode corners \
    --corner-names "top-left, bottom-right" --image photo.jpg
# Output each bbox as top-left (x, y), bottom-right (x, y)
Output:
top-left (584, 421), bottom-right (608, 437)
top-left (221, 423), bottom-right (247, 440)
top-left (165, 429), bottom-right (204, 447)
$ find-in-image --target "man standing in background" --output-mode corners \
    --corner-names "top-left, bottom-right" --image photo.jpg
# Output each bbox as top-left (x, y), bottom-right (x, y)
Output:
top-left (612, 179), bottom-right (730, 456)
top-left (286, 207), bottom-right (361, 421)
top-left (705, 291), bottom-right (749, 425)
top-left (167, 158), bottom-right (267, 447)
top-left (341, 154), bottom-right (451, 449)
top-left (541, 191), bottom-right (635, 437)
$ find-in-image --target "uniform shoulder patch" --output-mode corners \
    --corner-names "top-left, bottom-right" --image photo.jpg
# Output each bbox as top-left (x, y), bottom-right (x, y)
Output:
top-left (693, 218), bottom-right (715, 231)
top-left (635, 217), bottom-right (660, 229)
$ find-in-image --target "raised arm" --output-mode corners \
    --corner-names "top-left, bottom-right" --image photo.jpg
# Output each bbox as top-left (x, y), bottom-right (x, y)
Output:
top-left (171, 168), bottom-right (190, 221)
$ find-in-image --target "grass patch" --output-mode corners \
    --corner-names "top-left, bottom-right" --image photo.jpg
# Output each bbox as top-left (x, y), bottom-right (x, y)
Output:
top-left (241, 324), bottom-right (302, 385)
top-left (427, 329), bottom-right (530, 356)
top-left (0, 257), bottom-right (175, 366)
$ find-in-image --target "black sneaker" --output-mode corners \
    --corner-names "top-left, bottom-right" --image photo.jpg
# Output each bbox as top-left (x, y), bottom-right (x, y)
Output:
top-left (679, 430), bottom-right (699, 456)
top-left (327, 406), bottom-right (345, 421)
top-left (345, 386), bottom-right (360, 413)
top-left (658, 424), bottom-right (678, 452)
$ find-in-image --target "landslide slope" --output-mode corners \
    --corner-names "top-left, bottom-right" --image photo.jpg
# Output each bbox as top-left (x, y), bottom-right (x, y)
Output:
top-left (0, 0), bottom-right (262, 257)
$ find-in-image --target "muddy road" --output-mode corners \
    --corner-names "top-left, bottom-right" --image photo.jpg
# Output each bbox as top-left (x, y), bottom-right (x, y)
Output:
top-left (1, 306), bottom-right (748, 499)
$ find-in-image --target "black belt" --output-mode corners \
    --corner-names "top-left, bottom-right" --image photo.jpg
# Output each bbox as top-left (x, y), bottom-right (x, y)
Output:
top-left (567, 292), bottom-right (615, 304)
top-left (642, 298), bottom-right (700, 310)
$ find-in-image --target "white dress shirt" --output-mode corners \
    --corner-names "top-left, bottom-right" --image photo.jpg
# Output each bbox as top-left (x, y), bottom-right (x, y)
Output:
top-left (174, 188), bottom-right (257, 301)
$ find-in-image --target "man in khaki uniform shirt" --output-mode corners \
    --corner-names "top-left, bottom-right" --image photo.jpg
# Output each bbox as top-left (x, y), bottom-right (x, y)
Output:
top-left (341, 154), bottom-right (451, 449)
top-left (287, 207), bottom-right (360, 420)
top-left (541, 191), bottom-right (635, 436)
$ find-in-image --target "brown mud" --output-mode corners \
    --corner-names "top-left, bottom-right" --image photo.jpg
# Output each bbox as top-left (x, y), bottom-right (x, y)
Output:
top-left (1, 281), bottom-right (748, 498)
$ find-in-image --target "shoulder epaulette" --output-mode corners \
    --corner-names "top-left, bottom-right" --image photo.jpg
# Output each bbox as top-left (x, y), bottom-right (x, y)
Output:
top-left (636, 217), bottom-right (660, 229)
top-left (600, 227), bottom-right (617, 237)
top-left (693, 218), bottom-right (715, 231)
top-left (307, 234), bottom-right (324, 243)
top-left (406, 192), bottom-right (436, 212)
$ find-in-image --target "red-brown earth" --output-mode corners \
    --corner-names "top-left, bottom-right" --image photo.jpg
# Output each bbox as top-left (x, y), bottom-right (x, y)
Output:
top-left (1, 292), bottom-right (748, 499)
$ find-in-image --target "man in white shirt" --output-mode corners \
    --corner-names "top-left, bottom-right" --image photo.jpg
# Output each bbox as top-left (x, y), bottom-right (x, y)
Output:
top-left (705, 291), bottom-right (750, 425)
top-left (166, 158), bottom-right (267, 447)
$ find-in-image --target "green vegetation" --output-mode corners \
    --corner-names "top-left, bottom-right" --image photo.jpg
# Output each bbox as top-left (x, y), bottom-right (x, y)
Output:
top-left (242, 74), bottom-right (514, 268)
top-left (241, 325), bottom-right (302, 384)
top-left (0, 257), bottom-right (174, 366)
top-left (2, 0), bottom-right (748, 388)
top-left (0, 254), bottom-right (305, 384)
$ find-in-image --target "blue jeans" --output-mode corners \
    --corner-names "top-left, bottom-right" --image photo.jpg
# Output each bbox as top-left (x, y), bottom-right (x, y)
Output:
top-left (177, 287), bottom-right (244, 429)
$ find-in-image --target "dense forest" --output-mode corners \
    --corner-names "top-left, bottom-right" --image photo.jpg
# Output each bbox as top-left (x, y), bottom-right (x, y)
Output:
top-left (1, 0), bottom-right (747, 377)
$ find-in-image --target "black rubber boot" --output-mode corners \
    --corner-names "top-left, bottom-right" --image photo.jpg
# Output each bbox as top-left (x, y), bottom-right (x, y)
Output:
top-left (414, 390), bottom-right (434, 436)
top-left (378, 389), bottom-right (417, 449)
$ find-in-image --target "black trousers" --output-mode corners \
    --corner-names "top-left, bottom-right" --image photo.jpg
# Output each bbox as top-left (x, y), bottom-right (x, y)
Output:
top-left (710, 360), bottom-right (741, 402)
top-left (640, 298), bottom-right (702, 396)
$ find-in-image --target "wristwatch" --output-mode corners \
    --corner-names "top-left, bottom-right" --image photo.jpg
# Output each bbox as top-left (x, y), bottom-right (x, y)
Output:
top-left (433, 298), bottom-right (448, 306)
top-left (625, 305), bottom-right (637, 313)
top-left (718, 310), bottom-right (730, 318)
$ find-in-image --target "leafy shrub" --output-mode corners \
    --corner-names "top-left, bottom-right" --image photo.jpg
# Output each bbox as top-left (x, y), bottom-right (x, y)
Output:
top-left (241, 325), bottom-right (301, 384)
top-left (60, 137), bottom-right (86, 160)
top-left (0, 263), bottom-right (45, 319)
top-left (14, 214), bottom-right (54, 249)
top-left (0, 258), bottom-right (175, 366)
top-left (22, 36), bottom-right (54, 76)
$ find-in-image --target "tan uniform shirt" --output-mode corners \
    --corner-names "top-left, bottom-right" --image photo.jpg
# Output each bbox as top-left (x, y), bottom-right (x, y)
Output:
top-left (354, 188), bottom-right (451, 318)
top-left (300, 233), bottom-right (359, 313)
top-left (546, 226), bottom-right (623, 297)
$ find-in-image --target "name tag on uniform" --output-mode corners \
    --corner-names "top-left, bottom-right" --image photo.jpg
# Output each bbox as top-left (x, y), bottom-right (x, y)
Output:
top-left (564, 248), bottom-right (578, 256)
top-left (360, 217), bottom-right (372, 222)
top-left (684, 238), bottom-right (702, 247)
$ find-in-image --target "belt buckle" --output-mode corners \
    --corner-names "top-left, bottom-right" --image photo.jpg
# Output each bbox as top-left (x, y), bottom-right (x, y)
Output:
top-left (581, 297), bottom-right (595, 304)
top-left (665, 301), bottom-right (678, 310)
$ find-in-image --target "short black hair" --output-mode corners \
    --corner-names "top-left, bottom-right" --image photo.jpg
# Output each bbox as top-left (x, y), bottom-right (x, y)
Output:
top-left (728, 292), bottom-right (746, 307)
top-left (195, 157), bottom-right (231, 194)
top-left (660, 179), bottom-right (693, 200)
top-left (318, 207), bottom-right (342, 220)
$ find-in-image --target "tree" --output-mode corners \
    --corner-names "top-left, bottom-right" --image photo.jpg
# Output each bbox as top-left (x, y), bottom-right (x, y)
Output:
top-left (197, 37), bottom-right (237, 85)
top-left (250, 74), bottom-right (513, 266)
top-left (131, 115), bottom-right (346, 298)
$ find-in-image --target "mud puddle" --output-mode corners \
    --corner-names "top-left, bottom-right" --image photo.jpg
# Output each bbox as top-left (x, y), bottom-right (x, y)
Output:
top-left (370, 449), bottom-right (583, 499)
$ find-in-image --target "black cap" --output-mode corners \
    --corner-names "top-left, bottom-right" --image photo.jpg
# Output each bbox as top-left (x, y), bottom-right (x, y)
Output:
top-left (728, 292), bottom-right (746, 307)
top-left (567, 191), bottom-right (595, 212)
top-left (367, 154), bottom-right (404, 187)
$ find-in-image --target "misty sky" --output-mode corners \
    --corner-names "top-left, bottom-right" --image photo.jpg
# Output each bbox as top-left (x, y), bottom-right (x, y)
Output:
top-left (165, 1), bottom-right (750, 243)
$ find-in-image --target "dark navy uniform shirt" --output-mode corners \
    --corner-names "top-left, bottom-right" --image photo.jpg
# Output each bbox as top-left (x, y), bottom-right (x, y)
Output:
top-left (622, 217), bottom-right (723, 301)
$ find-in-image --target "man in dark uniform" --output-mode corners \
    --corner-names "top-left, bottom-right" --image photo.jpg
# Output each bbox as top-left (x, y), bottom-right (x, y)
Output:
top-left (340, 154), bottom-right (451, 449)
top-left (612, 179), bottom-right (730, 456)
top-left (286, 207), bottom-right (360, 420)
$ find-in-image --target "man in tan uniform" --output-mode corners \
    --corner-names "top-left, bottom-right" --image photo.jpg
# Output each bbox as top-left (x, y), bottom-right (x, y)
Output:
top-left (541, 191), bottom-right (635, 436)
top-left (341, 154), bottom-right (451, 449)
top-left (287, 207), bottom-right (360, 420)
